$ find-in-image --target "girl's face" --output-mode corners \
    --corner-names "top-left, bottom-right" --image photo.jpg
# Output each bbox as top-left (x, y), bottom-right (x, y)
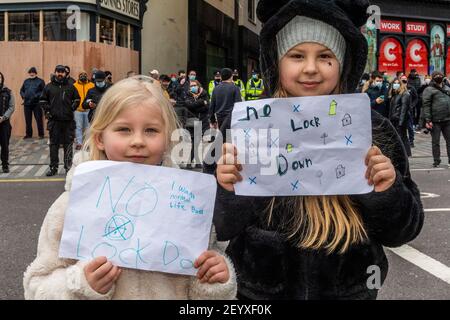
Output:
top-left (279, 42), bottom-right (341, 97)
top-left (95, 102), bottom-right (167, 166)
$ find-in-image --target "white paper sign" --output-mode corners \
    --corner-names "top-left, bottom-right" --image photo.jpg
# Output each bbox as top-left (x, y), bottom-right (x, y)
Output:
top-left (230, 93), bottom-right (374, 196)
top-left (59, 161), bottom-right (217, 276)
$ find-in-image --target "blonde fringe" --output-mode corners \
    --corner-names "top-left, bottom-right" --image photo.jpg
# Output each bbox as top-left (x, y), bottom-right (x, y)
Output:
top-left (268, 87), bottom-right (368, 254)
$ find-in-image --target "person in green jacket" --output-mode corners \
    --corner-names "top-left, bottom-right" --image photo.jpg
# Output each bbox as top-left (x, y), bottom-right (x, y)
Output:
top-left (246, 70), bottom-right (265, 100)
top-left (208, 70), bottom-right (222, 98)
top-left (233, 69), bottom-right (246, 101)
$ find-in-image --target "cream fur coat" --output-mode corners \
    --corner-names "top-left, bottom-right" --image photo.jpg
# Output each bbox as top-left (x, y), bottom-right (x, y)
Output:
top-left (23, 152), bottom-right (236, 300)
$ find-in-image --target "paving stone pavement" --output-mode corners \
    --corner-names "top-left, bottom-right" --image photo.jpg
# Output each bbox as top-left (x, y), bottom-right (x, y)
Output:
top-left (1, 130), bottom-right (449, 179)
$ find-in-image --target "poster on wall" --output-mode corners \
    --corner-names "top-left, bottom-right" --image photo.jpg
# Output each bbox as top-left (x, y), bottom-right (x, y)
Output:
top-left (378, 38), bottom-right (403, 77)
top-left (447, 46), bottom-right (450, 76)
top-left (430, 25), bottom-right (445, 74)
top-left (405, 39), bottom-right (429, 76)
top-left (361, 22), bottom-right (377, 73)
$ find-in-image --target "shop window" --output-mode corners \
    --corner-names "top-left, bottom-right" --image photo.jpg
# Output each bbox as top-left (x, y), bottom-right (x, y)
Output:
top-left (8, 11), bottom-right (39, 41)
top-left (130, 26), bottom-right (138, 50)
top-left (0, 13), bottom-right (4, 41)
top-left (100, 16), bottom-right (114, 45)
top-left (44, 11), bottom-right (76, 41)
top-left (378, 37), bottom-right (403, 78)
top-left (406, 39), bottom-right (428, 76)
top-left (430, 25), bottom-right (445, 74)
top-left (116, 22), bottom-right (128, 48)
top-left (206, 43), bottom-right (226, 81)
top-left (248, 0), bottom-right (255, 22)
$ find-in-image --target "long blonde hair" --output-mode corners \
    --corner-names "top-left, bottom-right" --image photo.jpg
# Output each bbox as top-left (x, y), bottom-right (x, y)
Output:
top-left (269, 87), bottom-right (368, 254)
top-left (84, 76), bottom-right (181, 164)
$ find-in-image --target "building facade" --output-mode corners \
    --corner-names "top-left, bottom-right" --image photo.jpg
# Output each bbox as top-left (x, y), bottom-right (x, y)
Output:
top-left (142, 0), bottom-right (261, 86)
top-left (0, 0), bottom-right (148, 137)
top-left (364, 0), bottom-right (450, 78)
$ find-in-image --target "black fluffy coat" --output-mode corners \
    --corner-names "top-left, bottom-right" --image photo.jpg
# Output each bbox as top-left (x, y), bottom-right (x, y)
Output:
top-left (214, 110), bottom-right (424, 299)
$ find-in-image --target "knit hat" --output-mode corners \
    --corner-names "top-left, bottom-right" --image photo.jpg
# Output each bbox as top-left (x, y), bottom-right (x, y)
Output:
top-left (276, 16), bottom-right (346, 68)
top-left (257, 0), bottom-right (370, 95)
top-left (28, 67), bottom-right (37, 74)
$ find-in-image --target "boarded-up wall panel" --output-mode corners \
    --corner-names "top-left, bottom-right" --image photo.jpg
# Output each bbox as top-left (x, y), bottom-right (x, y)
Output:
top-left (0, 41), bottom-right (139, 137)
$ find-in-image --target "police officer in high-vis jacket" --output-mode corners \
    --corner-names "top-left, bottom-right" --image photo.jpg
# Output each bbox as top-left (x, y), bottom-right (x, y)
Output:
top-left (0, 72), bottom-right (15, 173)
top-left (233, 69), bottom-right (246, 101)
top-left (246, 70), bottom-right (265, 100)
top-left (208, 70), bottom-right (222, 98)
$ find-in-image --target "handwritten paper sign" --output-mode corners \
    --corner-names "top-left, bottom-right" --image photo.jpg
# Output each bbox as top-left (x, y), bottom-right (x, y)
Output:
top-left (230, 93), bottom-right (374, 196)
top-left (59, 161), bottom-right (217, 276)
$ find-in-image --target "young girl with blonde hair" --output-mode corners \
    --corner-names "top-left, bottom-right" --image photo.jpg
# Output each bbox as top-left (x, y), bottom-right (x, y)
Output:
top-left (24, 76), bottom-right (236, 300)
top-left (214, 0), bottom-right (423, 300)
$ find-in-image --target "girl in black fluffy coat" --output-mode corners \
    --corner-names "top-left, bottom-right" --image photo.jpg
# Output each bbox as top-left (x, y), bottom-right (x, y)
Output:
top-left (213, 0), bottom-right (424, 300)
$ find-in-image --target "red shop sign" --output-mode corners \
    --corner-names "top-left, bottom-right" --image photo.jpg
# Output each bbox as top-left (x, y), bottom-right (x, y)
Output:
top-left (406, 39), bottom-right (428, 75)
top-left (447, 47), bottom-right (450, 76)
top-left (447, 24), bottom-right (450, 37)
top-left (406, 22), bottom-right (427, 35)
top-left (380, 20), bottom-right (403, 33)
top-left (379, 38), bottom-right (403, 76)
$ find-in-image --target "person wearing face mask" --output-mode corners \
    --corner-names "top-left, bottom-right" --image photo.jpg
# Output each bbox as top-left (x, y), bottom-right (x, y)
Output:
top-left (208, 70), bottom-right (222, 98)
top-left (365, 71), bottom-right (389, 118)
top-left (39, 65), bottom-right (80, 176)
top-left (422, 71), bottom-right (450, 168)
top-left (20, 67), bottom-right (45, 139)
top-left (389, 78), bottom-right (412, 157)
top-left (64, 66), bottom-right (76, 86)
top-left (246, 70), bottom-right (265, 100)
top-left (400, 75), bottom-right (418, 148)
top-left (82, 70), bottom-right (111, 123)
top-left (73, 71), bottom-right (95, 149)
top-left (356, 73), bottom-right (370, 93)
top-left (185, 79), bottom-right (210, 168)
top-left (232, 69), bottom-right (246, 101)
top-left (416, 75), bottom-right (432, 130)
top-left (0, 72), bottom-right (15, 173)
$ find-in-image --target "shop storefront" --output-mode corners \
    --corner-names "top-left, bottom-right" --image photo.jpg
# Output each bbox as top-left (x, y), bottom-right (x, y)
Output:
top-left (0, 0), bottom-right (148, 137)
top-left (363, 0), bottom-right (450, 78)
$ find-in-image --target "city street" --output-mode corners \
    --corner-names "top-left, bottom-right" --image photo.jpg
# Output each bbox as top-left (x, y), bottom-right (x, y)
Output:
top-left (0, 132), bottom-right (449, 300)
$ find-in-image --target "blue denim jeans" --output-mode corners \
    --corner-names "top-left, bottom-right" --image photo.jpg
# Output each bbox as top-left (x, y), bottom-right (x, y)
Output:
top-left (74, 111), bottom-right (89, 145)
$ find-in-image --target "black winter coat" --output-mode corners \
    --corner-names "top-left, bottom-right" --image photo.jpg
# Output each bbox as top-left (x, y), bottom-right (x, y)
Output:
top-left (20, 77), bottom-right (45, 106)
top-left (422, 83), bottom-right (450, 123)
top-left (184, 89), bottom-right (209, 117)
top-left (366, 85), bottom-right (390, 118)
top-left (82, 84), bottom-right (111, 122)
top-left (214, 110), bottom-right (424, 300)
top-left (389, 92), bottom-right (411, 127)
top-left (39, 77), bottom-right (80, 121)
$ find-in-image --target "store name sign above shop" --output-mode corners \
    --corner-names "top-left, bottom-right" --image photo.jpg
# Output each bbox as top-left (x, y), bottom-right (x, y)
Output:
top-left (380, 20), bottom-right (403, 33)
top-left (406, 22), bottom-right (427, 35)
top-left (99, 0), bottom-right (140, 20)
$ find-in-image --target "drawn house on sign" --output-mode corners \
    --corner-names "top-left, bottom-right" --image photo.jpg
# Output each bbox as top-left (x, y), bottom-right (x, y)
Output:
top-left (342, 113), bottom-right (352, 127)
top-left (336, 165), bottom-right (346, 179)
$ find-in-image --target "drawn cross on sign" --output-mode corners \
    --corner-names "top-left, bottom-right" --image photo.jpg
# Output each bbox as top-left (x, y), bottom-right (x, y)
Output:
top-left (244, 129), bottom-right (251, 138)
top-left (293, 104), bottom-right (301, 112)
top-left (291, 180), bottom-right (299, 190)
top-left (345, 135), bottom-right (353, 145)
top-left (270, 137), bottom-right (279, 148)
top-left (249, 177), bottom-right (257, 185)
top-left (103, 215), bottom-right (134, 241)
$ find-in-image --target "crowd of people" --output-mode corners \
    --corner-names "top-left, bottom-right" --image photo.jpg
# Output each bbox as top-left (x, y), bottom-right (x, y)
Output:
top-left (0, 63), bottom-right (267, 175)
top-left (357, 69), bottom-right (450, 167)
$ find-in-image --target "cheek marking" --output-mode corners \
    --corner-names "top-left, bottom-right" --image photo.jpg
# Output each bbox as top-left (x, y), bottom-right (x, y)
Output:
top-left (328, 62), bottom-right (333, 67)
